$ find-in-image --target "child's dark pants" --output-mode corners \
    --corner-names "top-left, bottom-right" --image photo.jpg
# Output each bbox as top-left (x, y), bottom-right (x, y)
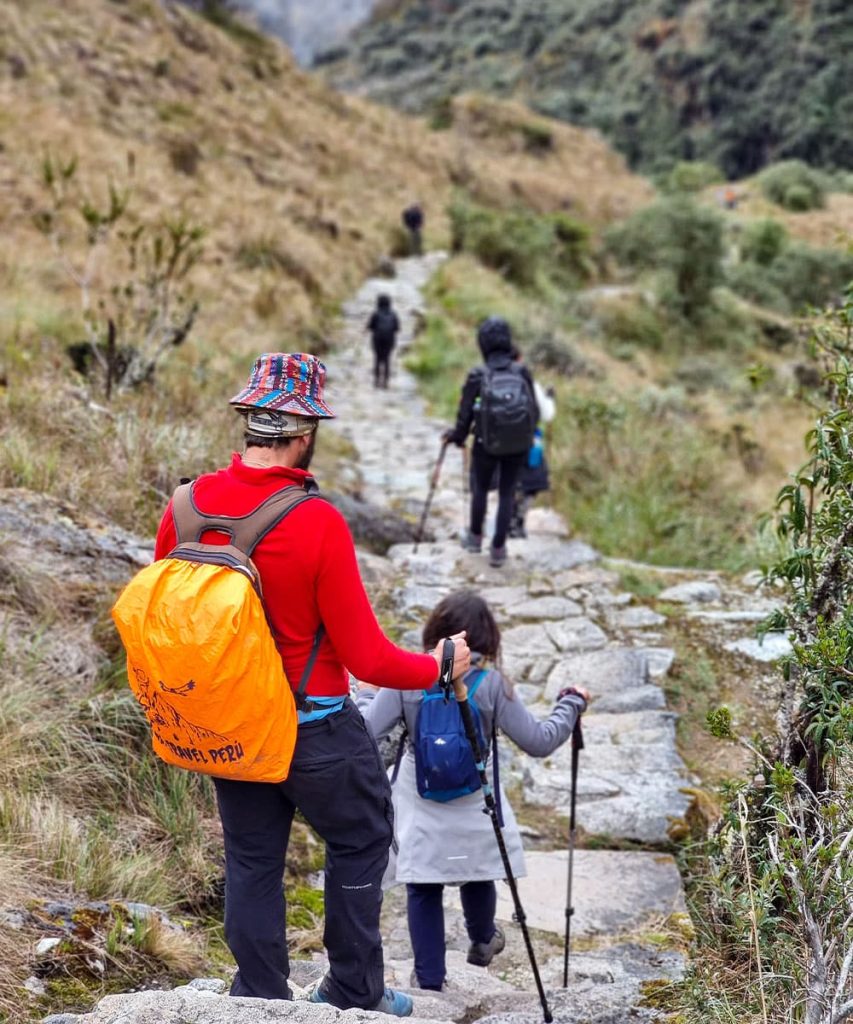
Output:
top-left (406, 880), bottom-right (498, 989)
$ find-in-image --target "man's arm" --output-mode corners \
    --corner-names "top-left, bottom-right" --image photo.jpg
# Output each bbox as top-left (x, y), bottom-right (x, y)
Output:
top-left (316, 507), bottom-right (439, 689)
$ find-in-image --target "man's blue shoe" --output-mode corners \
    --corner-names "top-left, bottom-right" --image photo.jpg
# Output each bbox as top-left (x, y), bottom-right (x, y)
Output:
top-left (372, 988), bottom-right (414, 1017)
top-left (310, 980), bottom-right (413, 1018)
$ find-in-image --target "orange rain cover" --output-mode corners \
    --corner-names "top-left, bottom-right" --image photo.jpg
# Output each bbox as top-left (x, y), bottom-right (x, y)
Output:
top-left (111, 558), bottom-right (297, 782)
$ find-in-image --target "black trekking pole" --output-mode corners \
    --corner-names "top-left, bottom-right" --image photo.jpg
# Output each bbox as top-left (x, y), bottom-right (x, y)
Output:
top-left (439, 640), bottom-right (553, 1024)
top-left (562, 716), bottom-right (585, 988)
top-left (413, 439), bottom-right (448, 553)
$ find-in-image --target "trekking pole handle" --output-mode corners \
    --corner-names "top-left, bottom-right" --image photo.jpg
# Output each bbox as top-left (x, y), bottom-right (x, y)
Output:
top-left (439, 637), bottom-right (455, 702)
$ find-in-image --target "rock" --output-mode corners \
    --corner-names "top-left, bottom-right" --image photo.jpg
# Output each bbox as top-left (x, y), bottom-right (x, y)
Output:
top-left (544, 618), bottom-right (607, 652)
top-left (325, 490), bottom-right (421, 554)
top-left (49, 988), bottom-right (456, 1023)
top-left (606, 606), bottom-right (666, 630)
top-left (522, 538), bottom-right (599, 573)
top-left (392, 582), bottom-right (449, 617)
top-left (724, 633), bottom-right (792, 662)
top-left (506, 596), bottom-right (583, 621)
top-left (494, 850), bottom-right (686, 938)
top-left (43, 1015), bottom-right (81, 1024)
top-left (544, 648), bottom-right (650, 703)
top-left (356, 549), bottom-right (397, 589)
top-left (658, 580), bottom-right (721, 604)
top-left (523, 507), bottom-right (568, 536)
top-left (0, 487), bottom-right (152, 613)
top-left (517, 710), bottom-right (691, 843)
top-left (0, 909), bottom-right (25, 929)
top-left (186, 979), bottom-right (228, 994)
top-left (25, 975), bottom-right (47, 996)
top-left (639, 647), bottom-right (675, 678)
top-left (688, 609), bottom-right (776, 623)
top-left (36, 937), bottom-right (62, 955)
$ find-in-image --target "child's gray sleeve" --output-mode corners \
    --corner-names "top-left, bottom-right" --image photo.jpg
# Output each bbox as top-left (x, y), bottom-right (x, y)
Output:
top-left (494, 681), bottom-right (584, 757)
top-left (355, 687), bottom-right (404, 742)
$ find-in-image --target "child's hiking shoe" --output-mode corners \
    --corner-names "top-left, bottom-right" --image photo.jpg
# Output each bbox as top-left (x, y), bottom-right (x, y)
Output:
top-left (310, 980), bottom-right (413, 1018)
top-left (489, 544), bottom-right (507, 568)
top-left (408, 970), bottom-right (446, 992)
top-left (467, 925), bottom-right (506, 967)
top-left (460, 530), bottom-right (483, 553)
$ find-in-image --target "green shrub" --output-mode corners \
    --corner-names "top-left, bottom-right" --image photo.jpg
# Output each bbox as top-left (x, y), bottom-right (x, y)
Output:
top-left (448, 199), bottom-right (591, 291)
top-left (726, 262), bottom-right (789, 313)
top-left (605, 197), bottom-right (725, 321)
top-left (759, 160), bottom-right (827, 211)
top-left (665, 161), bottom-right (723, 194)
top-left (767, 243), bottom-right (853, 312)
top-left (740, 219), bottom-right (788, 267)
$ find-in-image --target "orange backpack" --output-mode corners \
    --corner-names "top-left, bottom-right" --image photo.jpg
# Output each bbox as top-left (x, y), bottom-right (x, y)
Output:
top-left (111, 480), bottom-right (321, 783)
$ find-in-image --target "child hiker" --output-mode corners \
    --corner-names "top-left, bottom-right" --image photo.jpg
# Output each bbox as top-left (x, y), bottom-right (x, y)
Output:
top-left (356, 590), bottom-right (589, 992)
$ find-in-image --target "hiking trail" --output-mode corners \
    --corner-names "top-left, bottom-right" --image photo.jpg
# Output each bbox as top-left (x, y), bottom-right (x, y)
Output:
top-left (43, 254), bottom-right (790, 1024)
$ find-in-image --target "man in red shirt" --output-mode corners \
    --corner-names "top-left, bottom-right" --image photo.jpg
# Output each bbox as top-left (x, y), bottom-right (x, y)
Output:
top-left (155, 353), bottom-right (470, 1016)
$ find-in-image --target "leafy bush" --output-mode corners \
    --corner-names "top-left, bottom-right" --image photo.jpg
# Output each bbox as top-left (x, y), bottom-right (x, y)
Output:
top-left (759, 160), bottom-right (827, 211)
top-left (740, 218), bottom-right (788, 267)
top-left (605, 197), bottom-right (725, 321)
top-left (725, 262), bottom-right (789, 313)
top-left (665, 161), bottom-right (723, 194)
top-left (448, 199), bottom-right (592, 291)
top-left (767, 243), bottom-right (853, 312)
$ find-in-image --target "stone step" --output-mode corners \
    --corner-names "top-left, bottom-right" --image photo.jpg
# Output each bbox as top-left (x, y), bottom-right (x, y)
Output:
top-left (491, 850), bottom-right (686, 939)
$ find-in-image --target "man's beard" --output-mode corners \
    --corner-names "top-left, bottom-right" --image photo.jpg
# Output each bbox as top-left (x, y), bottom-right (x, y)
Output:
top-left (296, 430), bottom-right (317, 471)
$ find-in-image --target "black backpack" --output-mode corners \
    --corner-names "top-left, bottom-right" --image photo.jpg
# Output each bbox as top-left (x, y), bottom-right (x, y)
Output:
top-left (478, 365), bottom-right (537, 456)
top-left (371, 308), bottom-right (398, 346)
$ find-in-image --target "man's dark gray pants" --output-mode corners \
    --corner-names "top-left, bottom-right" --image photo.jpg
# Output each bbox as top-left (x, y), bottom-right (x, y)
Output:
top-left (213, 701), bottom-right (393, 1007)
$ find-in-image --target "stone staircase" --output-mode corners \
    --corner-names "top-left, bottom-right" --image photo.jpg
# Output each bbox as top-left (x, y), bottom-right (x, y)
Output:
top-left (46, 254), bottom-right (691, 1024)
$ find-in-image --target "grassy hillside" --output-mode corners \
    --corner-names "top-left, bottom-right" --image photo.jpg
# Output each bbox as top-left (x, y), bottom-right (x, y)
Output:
top-left (323, 0), bottom-right (853, 179)
top-left (0, 3), bottom-right (651, 1018)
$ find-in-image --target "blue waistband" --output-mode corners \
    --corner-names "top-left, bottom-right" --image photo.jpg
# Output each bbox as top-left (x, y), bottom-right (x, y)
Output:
top-left (297, 696), bottom-right (346, 725)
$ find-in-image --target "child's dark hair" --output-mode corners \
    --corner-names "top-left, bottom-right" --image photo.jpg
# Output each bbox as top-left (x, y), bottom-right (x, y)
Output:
top-left (422, 590), bottom-right (501, 662)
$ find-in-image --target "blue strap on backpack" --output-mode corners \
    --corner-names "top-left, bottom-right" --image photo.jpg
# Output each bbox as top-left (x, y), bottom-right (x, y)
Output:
top-left (413, 667), bottom-right (488, 803)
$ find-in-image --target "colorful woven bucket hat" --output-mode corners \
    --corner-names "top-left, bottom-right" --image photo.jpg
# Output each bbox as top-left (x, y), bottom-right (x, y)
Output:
top-left (229, 353), bottom-right (335, 418)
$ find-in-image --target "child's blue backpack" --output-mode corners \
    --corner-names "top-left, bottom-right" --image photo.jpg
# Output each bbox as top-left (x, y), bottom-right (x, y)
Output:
top-left (413, 668), bottom-right (488, 802)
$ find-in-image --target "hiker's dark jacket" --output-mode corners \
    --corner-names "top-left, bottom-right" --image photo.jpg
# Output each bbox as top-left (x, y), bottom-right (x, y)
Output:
top-left (446, 325), bottom-right (538, 447)
top-left (402, 205), bottom-right (424, 231)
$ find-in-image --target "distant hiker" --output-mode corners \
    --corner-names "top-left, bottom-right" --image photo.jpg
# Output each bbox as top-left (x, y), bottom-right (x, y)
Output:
top-left (402, 202), bottom-right (424, 256)
top-left (444, 316), bottom-right (538, 567)
top-left (509, 349), bottom-right (556, 539)
top-left (356, 590), bottom-right (589, 992)
top-left (367, 294), bottom-right (400, 389)
top-left (152, 352), bottom-right (470, 1016)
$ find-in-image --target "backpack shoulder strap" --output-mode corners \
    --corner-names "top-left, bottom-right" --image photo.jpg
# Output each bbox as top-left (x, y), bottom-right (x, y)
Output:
top-left (293, 624), bottom-right (325, 711)
top-left (171, 480), bottom-right (319, 556)
top-left (466, 667), bottom-right (489, 701)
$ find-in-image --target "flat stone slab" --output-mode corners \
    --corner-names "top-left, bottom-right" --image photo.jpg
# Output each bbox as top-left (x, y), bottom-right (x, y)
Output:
top-left (501, 623), bottom-right (558, 657)
top-left (606, 606), bottom-right (667, 630)
top-left (510, 596), bottom-right (584, 621)
top-left (639, 647), bottom-right (675, 678)
top-left (658, 580), bottom-right (721, 603)
top-left (494, 850), bottom-right (686, 939)
top-left (515, 711), bottom-right (690, 843)
top-left (724, 633), bottom-right (792, 661)
top-left (522, 538), bottom-right (600, 573)
top-left (544, 618), bottom-right (608, 652)
top-left (43, 989), bottom-right (456, 1024)
top-left (544, 649), bottom-right (650, 703)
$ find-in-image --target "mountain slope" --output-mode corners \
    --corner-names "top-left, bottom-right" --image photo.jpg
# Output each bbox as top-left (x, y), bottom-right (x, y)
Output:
top-left (323, 0), bottom-right (853, 178)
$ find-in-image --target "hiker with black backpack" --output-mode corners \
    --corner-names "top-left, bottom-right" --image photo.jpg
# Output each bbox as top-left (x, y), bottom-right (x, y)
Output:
top-left (367, 294), bottom-right (400, 389)
top-left (444, 317), bottom-right (538, 567)
top-left (138, 352), bottom-right (471, 1017)
top-left (356, 590), bottom-right (589, 993)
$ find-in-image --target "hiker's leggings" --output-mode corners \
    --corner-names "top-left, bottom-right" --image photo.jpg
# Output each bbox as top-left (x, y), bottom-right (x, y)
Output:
top-left (470, 445), bottom-right (526, 549)
top-left (407, 881), bottom-right (497, 990)
top-left (213, 700), bottom-right (393, 1008)
top-left (372, 340), bottom-right (393, 388)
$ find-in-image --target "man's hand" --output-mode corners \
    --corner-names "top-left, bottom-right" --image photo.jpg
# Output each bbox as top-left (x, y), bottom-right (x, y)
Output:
top-left (431, 631), bottom-right (470, 682)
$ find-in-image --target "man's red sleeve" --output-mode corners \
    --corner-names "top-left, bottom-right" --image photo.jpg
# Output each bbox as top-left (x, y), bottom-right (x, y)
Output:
top-left (316, 508), bottom-right (438, 690)
top-left (154, 500), bottom-right (176, 560)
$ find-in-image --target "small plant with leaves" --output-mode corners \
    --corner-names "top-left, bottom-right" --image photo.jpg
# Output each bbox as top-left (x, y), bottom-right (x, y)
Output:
top-left (685, 291), bottom-right (853, 1024)
top-left (35, 152), bottom-right (204, 399)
